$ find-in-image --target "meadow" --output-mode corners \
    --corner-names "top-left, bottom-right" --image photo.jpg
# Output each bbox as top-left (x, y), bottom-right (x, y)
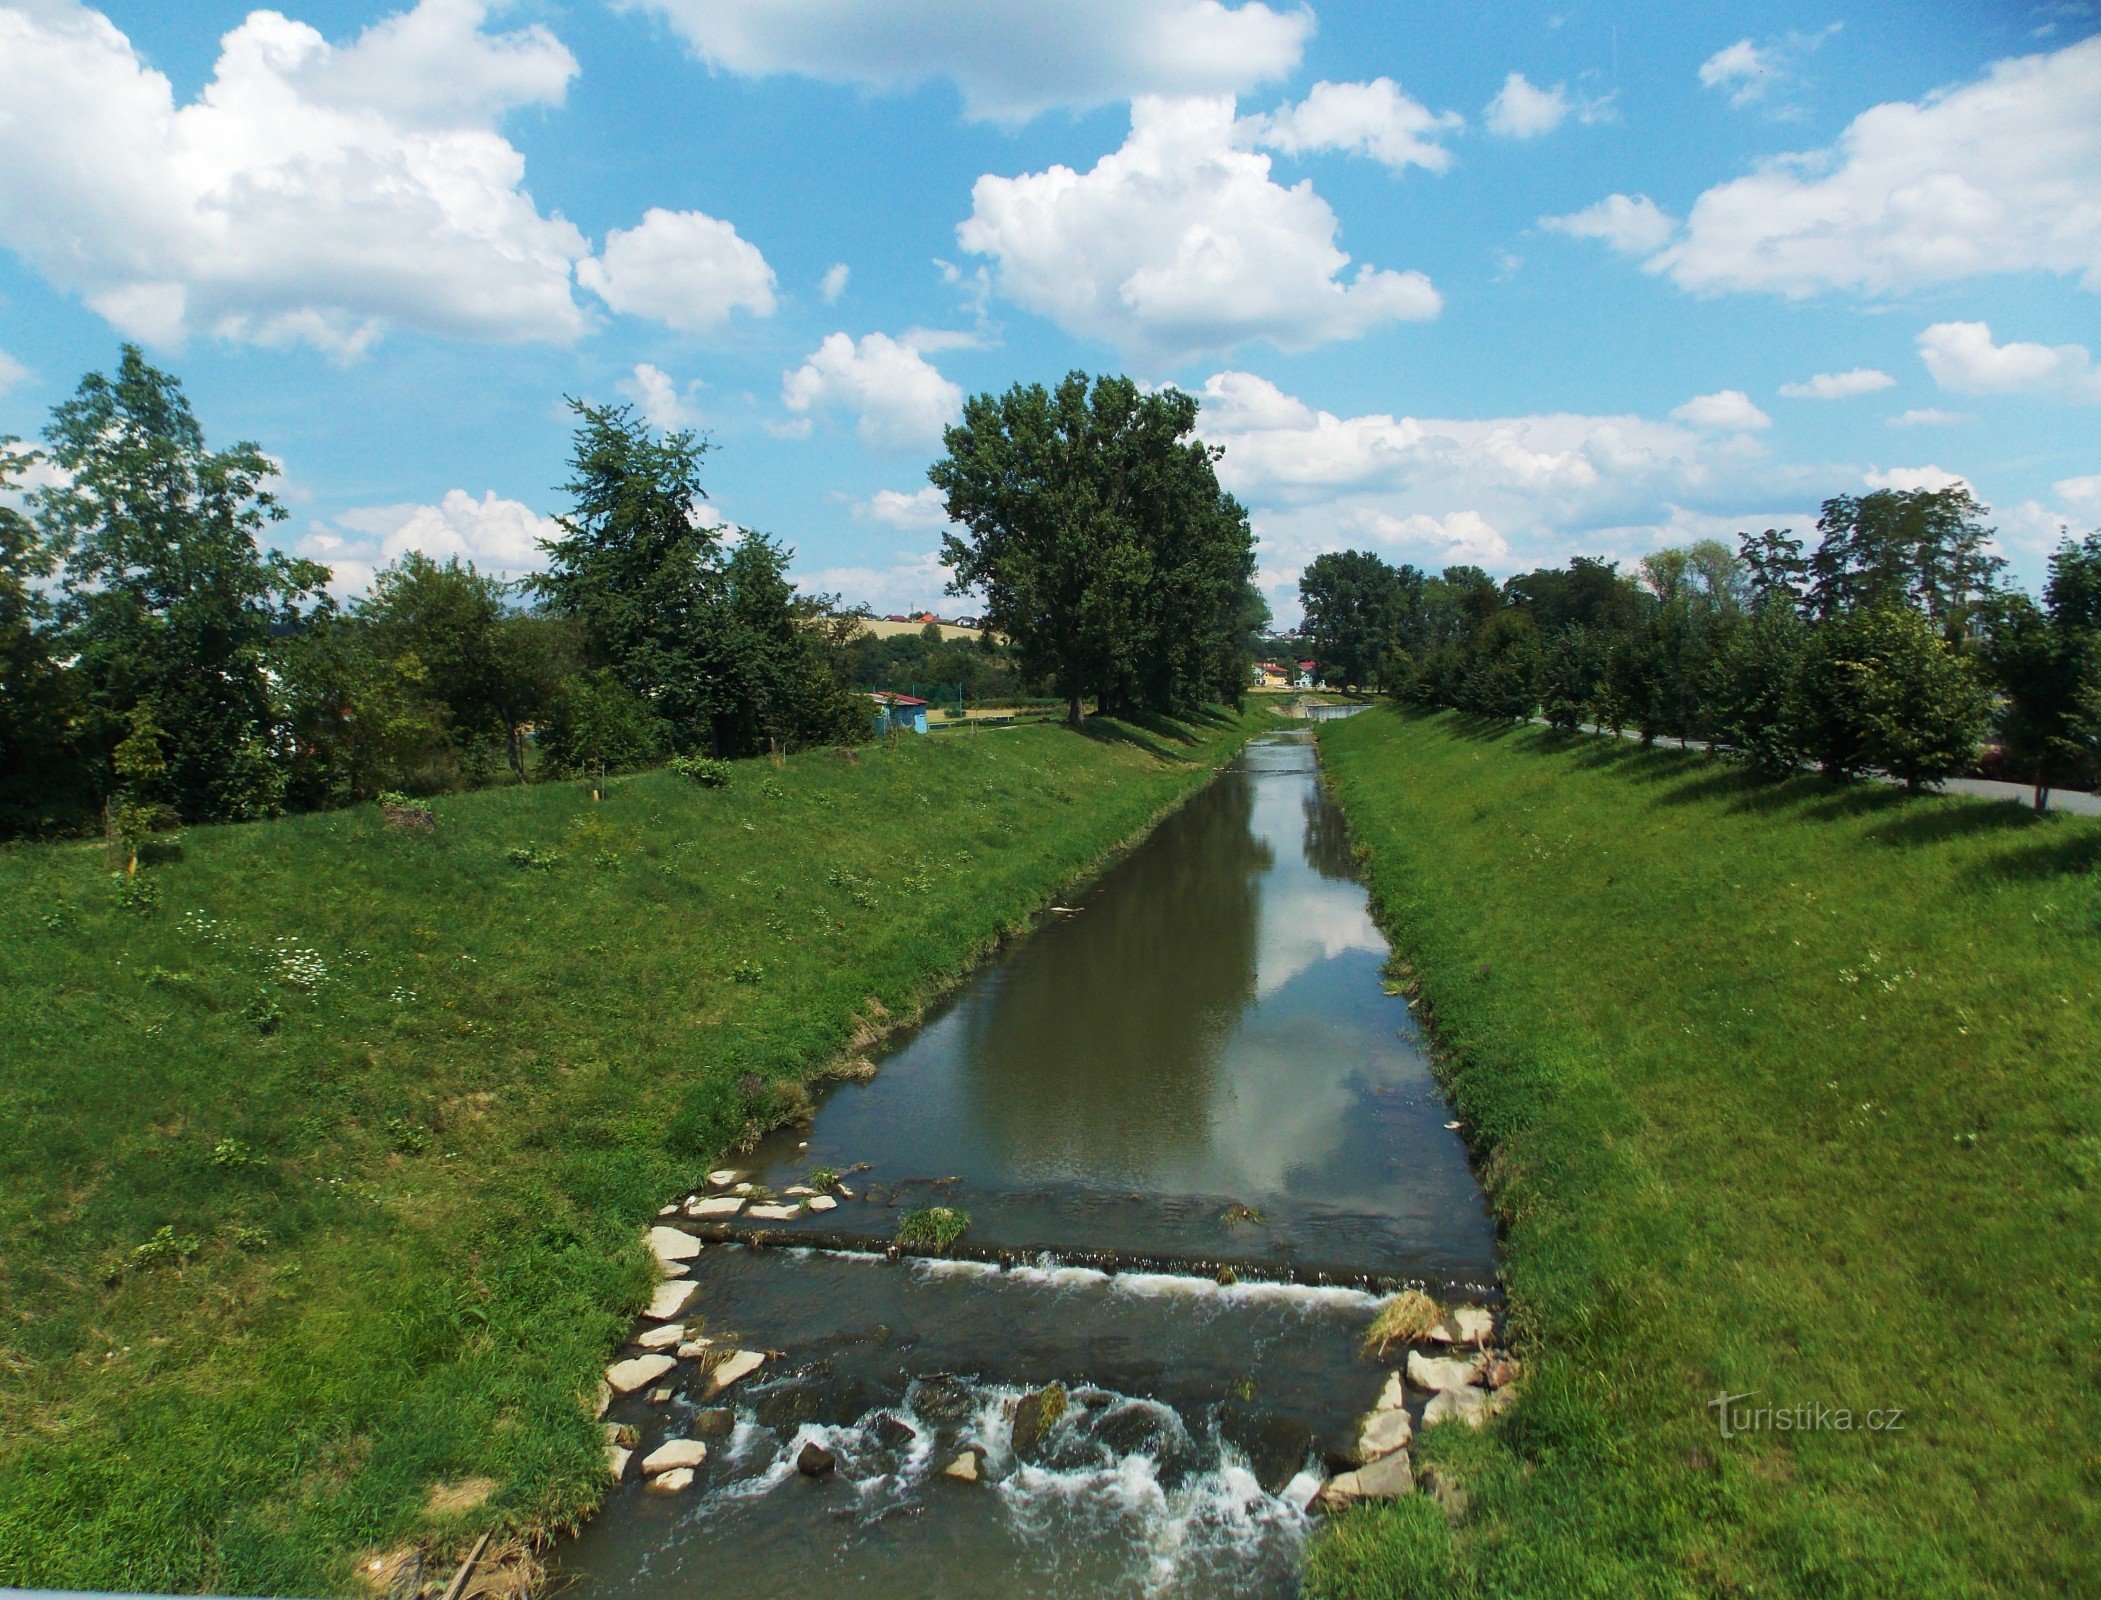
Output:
top-left (0, 708), bottom-right (1267, 1593)
top-left (1309, 707), bottom-right (2099, 1600)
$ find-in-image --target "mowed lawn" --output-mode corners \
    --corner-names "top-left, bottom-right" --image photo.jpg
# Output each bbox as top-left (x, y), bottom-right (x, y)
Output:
top-left (0, 708), bottom-right (1267, 1595)
top-left (1311, 708), bottom-right (2099, 1600)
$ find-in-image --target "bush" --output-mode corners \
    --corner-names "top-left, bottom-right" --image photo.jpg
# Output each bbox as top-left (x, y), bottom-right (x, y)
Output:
top-left (669, 754), bottom-right (732, 788)
top-left (896, 1206), bottom-right (970, 1253)
top-left (1802, 607), bottom-right (1990, 786)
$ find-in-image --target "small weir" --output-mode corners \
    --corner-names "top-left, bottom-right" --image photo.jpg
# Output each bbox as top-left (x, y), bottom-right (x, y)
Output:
top-left (561, 732), bottom-right (1496, 1598)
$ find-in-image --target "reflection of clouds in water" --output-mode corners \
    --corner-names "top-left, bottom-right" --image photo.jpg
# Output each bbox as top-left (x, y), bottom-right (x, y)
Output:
top-left (1254, 881), bottom-right (1384, 997)
top-left (1200, 1020), bottom-right (1370, 1192)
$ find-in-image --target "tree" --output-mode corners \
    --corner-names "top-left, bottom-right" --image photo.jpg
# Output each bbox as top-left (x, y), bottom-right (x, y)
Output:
top-left (1714, 600), bottom-right (1811, 779)
top-left (0, 439), bottom-right (81, 834)
top-left (275, 615), bottom-right (454, 806)
top-left (933, 373), bottom-right (1254, 724)
top-left (532, 401), bottom-right (732, 750)
top-left (1740, 527), bottom-right (1809, 612)
top-left (718, 529), bottom-right (868, 753)
top-left (1808, 487), bottom-right (2003, 640)
top-left (1802, 608), bottom-right (1990, 787)
top-left (37, 346), bottom-right (328, 823)
top-left (1538, 625), bottom-right (1606, 734)
top-left (539, 670), bottom-right (665, 797)
top-left (1982, 533), bottom-right (2101, 810)
top-left (1300, 550), bottom-right (1399, 691)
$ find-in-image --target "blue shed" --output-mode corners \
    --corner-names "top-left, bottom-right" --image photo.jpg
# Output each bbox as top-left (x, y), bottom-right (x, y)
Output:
top-left (870, 691), bottom-right (930, 735)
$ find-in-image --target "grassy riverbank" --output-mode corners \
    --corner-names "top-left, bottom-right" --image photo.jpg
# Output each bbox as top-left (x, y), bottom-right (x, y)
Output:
top-left (0, 708), bottom-right (1269, 1594)
top-left (1311, 707), bottom-right (2099, 1600)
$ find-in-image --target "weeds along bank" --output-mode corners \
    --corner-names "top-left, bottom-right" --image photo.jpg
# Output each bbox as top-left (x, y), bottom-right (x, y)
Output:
top-left (0, 708), bottom-right (1269, 1594)
top-left (1308, 707), bottom-right (2099, 1600)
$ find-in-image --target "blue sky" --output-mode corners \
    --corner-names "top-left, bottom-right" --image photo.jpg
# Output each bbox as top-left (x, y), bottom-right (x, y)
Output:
top-left (1, 0), bottom-right (2096, 623)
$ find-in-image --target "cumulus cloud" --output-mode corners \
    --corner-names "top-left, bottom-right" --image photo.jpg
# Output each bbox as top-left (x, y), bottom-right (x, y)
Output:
top-left (0, 0), bottom-right (595, 354)
top-left (1779, 367), bottom-right (1895, 400)
top-left (1888, 408), bottom-right (1969, 427)
top-left (781, 332), bottom-right (963, 451)
top-left (1245, 78), bottom-right (1461, 173)
top-left (617, 362), bottom-right (702, 429)
top-left (578, 207), bottom-right (777, 333)
top-left (628, 0), bottom-right (1309, 122)
top-left (297, 487), bottom-right (558, 592)
top-left (1916, 320), bottom-right (2101, 402)
top-left (858, 485), bottom-right (953, 529)
top-left (1484, 72), bottom-right (1569, 138)
top-left (1864, 464), bottom-right (1969, 492)
top-left (1540, 193), bottom-right (1678, 257)
top-left (2053, 473), bottom-right (2101, 515)
top-left (1671, 390), bottom-right (1772, 431)
top-left (820, 262), bottom-right (849, 303)
top-left (802, 546), bottom-right (957, 615)
top-left (1698, 39), bottom-right (1778, 106)
top-left (1653, 36), bottom-right (2101, 297)
top-left (958, 96), bottom-right (1440, 362)
top-left (0, 348), bottom-right (28, 394)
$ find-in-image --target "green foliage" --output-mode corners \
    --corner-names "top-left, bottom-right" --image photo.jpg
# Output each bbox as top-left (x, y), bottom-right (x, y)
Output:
top-left (844, 621), bottom-right (1027, 704)
top-left (1714, 600), bottom-right (1812, 778)
top-left (1983, 533), bottom-right (2101, 808)
top-left (0, 708), bottom-right (1268, 1593)
top-left (1808, 485), bottom-right (2004, 638)
top-left (1300, 549), bottom-right (1402, 691)
top-left (895, 1206), bottom-right (970, 1252)
top-left (932, 372), bottom-right (1257, 723)
top-left (1315, 708), bottom-right (2101, 1600)
top-left (126, 1225), bottom-right (202, 1273)
top-left (537, 669), bottom-right (666, 783)
top-left (668, 754), bottom-right (732, 788)
top-left (1801, 606), bottom-right (1990, 786)
top-left (505, 845), bottom-right (558, 871)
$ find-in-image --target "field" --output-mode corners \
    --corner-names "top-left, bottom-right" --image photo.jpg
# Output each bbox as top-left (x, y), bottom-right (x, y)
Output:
top-left (1309, 707), bottom-right (2099, 1600)
top-left (0, 708), bottom-right (1268, 1594)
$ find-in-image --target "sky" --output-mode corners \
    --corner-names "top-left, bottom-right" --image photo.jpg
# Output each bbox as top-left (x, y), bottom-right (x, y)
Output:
top-left (0, 0), bottom-right (2096, 626)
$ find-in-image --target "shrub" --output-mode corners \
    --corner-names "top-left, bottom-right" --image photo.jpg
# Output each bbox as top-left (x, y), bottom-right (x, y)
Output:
top-left (669, 754), bottom-right (732, 788)
top-left (506, 845), bottom-right (558, 870)
top-left (896, 1206), bottom-right (970, 1253)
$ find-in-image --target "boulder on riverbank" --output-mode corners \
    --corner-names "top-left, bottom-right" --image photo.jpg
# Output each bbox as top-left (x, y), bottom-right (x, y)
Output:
top-left (649, 1226), bottom-right (701, 1269)
top-left (1314, 1448), bottom-right (1412, 1511)
top-left (605, 1353), bottom-right (677, 1394)
top-left (1406, 1351), bottom-right (1483, 1392)
top-left (797, 1441), bottom-right (836, 1478)
top-left (642, 1439), bottom-right (707, 1475)
top-left (1011, 1384), bottom-right (1068, 1459)
top-left (707, 1350), bottom-right (765, 1394)
top-left (1356, 1404), bottom-right (1413, 1462)
top-left (647, 1280), bottom-right (699, 1319)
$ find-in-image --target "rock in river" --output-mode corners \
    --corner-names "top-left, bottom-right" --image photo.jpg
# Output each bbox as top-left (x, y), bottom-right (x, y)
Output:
top-left (646, 1467), bottom-right (694, 1493)
top-left (1313, 1449), bottom-right (1412, 1511)
top-left (797, 1441), bottom-right (836, 1478)
top-left (707, 1350), bottom-right (766, 1395)
top-left (1357, 1405), bottom-right (1413, 1462)
top-left (942, 1448), bottom-right (985, 1483)
top-left (604, 1444), bottom-right (632, 1481)
top-left (1429, 1306), bottom-right (1495, 1346)
top-left (747, 1203), bottom-right (803, 1222)
top-left (1422, 1386), bottom-right (1493, 1429)
top-left (1407, 1351), bottom-right (1483, 1393)
top-left (686, 1195), bottom-right (744, 1218)
top-left (634, 1323), bottom-right (685, 1351)
top-left (649, 1226), bottom-right (701, 1268)
top-left (647, 1280), bottom-right (699, 1320)
top-left (642, 1439), bottom-right (708, 1475)
top-left (606, 1353), bottom-right (677, 1395)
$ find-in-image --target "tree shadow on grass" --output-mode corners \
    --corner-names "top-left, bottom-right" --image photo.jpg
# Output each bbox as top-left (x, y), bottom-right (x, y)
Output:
top-left (1075, 712), bottom-right (1205, 763)
top-left (1965, 820), bottom-right (2101, 885)
top-left (1864, 798), bottom-right (2040, 850)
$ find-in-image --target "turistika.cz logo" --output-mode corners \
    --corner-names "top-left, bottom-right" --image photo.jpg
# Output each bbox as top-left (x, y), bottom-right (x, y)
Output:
top-left (1707, 1391), bottom-right (1907, 1440)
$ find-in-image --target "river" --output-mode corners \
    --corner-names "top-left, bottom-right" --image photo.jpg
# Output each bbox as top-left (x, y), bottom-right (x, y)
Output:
top-left (558, 729), bottom-right (1495, 1598)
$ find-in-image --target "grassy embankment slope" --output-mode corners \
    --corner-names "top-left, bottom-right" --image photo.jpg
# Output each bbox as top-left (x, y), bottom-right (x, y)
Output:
top-left (0, 707), bottom-right (1269, 1594)
top-left (1310, 707), bottom-right (2098, 1600)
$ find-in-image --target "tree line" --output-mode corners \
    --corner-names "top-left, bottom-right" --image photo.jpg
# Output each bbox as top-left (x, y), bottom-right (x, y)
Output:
top-left (2, 354), bottom-right (1264, 843)
top-left (1299, 487), bottom-right (2101, 808)
top-left (0, 347), bottom-right (868, 840)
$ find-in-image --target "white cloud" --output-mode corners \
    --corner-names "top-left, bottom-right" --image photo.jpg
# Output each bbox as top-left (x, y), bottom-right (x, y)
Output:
top-left (1916, 320), bottom-right (2101, 402)
top-left (958, 95), bottom-right (1440, 362)
top-left (858, 485), bottom-right (953, 530)
top-left (802, 546), bottom-right (957, 614)
top-left (1888, 407), bottom-right (1969, 427)
top-left (578, 207), bottom-right (777, 333)
top-left (1778, 367), bottom-right (1895, 400)
top-left (617, 362), bottom-right (701, 429)
top-left (1863, 464), bottom-right (1969, 492)
top-left (629, 0), bottom-right (1310, 122)
top-left (1338, 506), bottom-right (1511, 566)
top-left (1484, 72), bottom-right (1568, 138)
top-left (1698, 39), bottom-right (1777, 106)
top-left (820, 262), bottom-right (849, 303)
top-left (1540, 194), bottom-right (1677, 256)
top-left (1654, 37), bottom-right (2101, 297)
top-left (781, 332), bottom-right (963, 451)
top-left (1670, 389), bottom-right (1772, 431)
top-left (297, 487), bottom-right (558, 592)
top-left (0, 348), bottom-right (28, 394)
top-left (2053, 473), bottom-right (2101, 515)
top-left (0, 0), bottom-right (593, 354)
top-left (1245, 78), bottom-right (1461, 173)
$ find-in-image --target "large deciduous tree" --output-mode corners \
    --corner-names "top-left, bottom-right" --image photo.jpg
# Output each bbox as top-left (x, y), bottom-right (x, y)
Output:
top-left (1300, 549), bottom-right (1400, 692)
top-left (1808, 487), bottom-right (2003, 641)
top-left (37, 346), bottom-right (327, 824)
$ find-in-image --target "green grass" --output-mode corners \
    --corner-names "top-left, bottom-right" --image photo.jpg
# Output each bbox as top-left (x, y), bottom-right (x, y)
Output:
top-left (0, 707), bottom-right (1268, 1593)
top-left (1309, 707), bottom-right (2099, 1600)
top-left (895, 1205), bottom-right (971, 1253)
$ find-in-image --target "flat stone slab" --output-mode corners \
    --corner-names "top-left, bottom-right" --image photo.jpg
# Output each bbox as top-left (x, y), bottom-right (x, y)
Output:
top-left (647, 1280), bottom-right (699, 1320)
top-left (1314, 1449), bottom-right (1411, 1511)
top-left (707, 1350), bottom-right (765, 1394)
top-left (647, 1467), bottom-right (695, 1493)
top-left (1357, 1405), bottom-right (1413, 1461)
top-left (604, 1444), bottom-right (632, 1481)
top-left (606, 1353), bottom-right (677, 1394)
top-left (782, 1185), bottom-right (817, 1197)
top-left (943, 1450), bottom-right (981, 1482)
top-left (649, 1226), bottom-right (702, 1266)
top-left (1407, 1351), bottom-right (1483, 1392)
top-left (747, 1203), bottom-right (802, 1221)
top-left (1429, 1307), bottom-right (1495, 1346)
top-left (1373, 1372), bottom-right (1407, 1412)
top-left (633, 1323), bottom-right (685, 1351)
top-left (642, 1439), bottom-right (708, 1475)
top-left (675, 1338), bottom-right (714, 1358)
top-left (806, 1194), bottom-right (838, 1212)
top-left (706, 1170), bottom-right (744, 1187)
top-left (1423, 1386), bottom-right (1494, 1429)
top-left (685, 1195), bottom-right (745, 1218)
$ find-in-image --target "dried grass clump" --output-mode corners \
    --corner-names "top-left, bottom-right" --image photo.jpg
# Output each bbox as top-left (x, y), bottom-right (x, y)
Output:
top-left (1362, 1288), bottom-right (1442, 1356)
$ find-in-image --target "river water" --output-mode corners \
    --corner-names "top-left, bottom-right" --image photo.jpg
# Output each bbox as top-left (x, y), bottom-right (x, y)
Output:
top-left (560, 731), bottom-right (1495, 1598)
